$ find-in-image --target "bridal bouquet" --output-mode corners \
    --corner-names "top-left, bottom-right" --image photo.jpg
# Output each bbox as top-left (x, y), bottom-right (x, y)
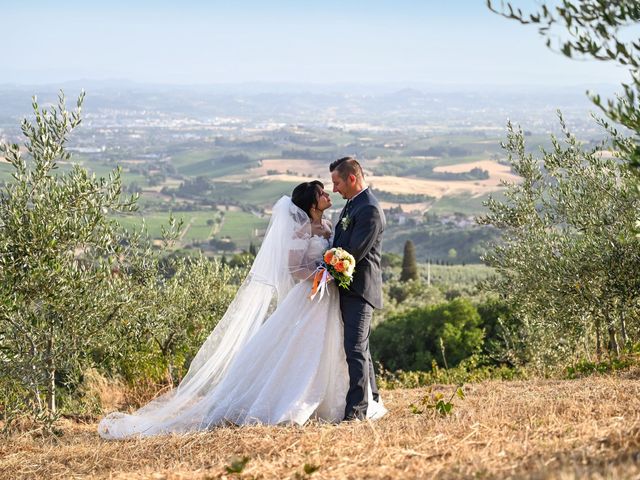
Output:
top-left (323, 247), bottom-right (355, 288)
top-left (309, 247), bottom-right (356, 300)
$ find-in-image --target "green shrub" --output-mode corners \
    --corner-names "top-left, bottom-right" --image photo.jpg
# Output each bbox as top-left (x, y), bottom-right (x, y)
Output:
top-left (376, 356), bottom-right (526, 390)
top-left (371, 298), bottom-right (484, 372)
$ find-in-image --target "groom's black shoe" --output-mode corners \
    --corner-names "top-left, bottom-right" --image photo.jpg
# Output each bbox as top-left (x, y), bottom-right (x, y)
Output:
top-left (343, 412), bottom-right (365, 422)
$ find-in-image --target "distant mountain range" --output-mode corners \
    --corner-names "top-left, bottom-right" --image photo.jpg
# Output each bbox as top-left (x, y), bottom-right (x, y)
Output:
top-left (0, 82), bottom-right (612, 128)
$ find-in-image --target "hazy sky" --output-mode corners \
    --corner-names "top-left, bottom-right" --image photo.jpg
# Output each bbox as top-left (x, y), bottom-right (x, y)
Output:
top-left (1, 0), bottom-right (629, 87)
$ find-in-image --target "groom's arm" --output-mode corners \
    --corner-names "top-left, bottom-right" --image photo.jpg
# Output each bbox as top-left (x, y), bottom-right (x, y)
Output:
top-left (344, 205), bottom-right (383, 263)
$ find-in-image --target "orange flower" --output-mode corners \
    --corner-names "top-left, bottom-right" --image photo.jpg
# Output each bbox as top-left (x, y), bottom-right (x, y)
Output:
top-left (334, 261), bottom-right (345, 273)
top-left (324, 250), bottom-right (334, 264)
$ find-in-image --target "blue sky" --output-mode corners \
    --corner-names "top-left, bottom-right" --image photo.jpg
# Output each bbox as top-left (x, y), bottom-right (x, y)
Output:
top-left (0, 1), bottom-right (628, 87)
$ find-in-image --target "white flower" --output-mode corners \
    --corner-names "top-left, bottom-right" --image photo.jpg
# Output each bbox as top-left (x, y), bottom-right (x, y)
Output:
top-left (346, 263), bottom-right (355, 276)
top-left (340, 215), bottom-right (351, 230)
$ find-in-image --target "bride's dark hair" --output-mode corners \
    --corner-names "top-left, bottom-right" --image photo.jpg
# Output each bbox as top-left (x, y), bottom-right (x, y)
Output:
top-left (291, 180), bottom-right (324, 218)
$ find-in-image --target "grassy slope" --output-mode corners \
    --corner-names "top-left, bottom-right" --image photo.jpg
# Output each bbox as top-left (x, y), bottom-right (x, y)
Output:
top-left (429, 194), bottom-right (490, 215)
top-left (113, 209), bottom-right (270, 249)
top-left (2, 374), bottom-right (639, 479)
top-left (211, 180), bottom-right (302, 205)
top-left (115, 211), bottom-right (222, 242)
top-left (218, 211), bottom-right (269, 249)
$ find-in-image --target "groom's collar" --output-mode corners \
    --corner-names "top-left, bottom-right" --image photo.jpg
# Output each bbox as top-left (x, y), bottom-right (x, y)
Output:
top-left (348, 187), bottom-right (368, 204)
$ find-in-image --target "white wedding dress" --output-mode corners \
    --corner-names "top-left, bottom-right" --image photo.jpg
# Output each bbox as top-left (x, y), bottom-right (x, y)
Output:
top-left (98, 197), bottom-right (386, 439)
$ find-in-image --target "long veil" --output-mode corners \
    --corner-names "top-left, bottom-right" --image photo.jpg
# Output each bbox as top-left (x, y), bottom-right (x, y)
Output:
top-left (98, 196), bottom-right (313, 438)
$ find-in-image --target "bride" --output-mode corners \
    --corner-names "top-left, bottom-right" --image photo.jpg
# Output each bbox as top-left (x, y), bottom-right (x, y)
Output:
top-left (98, 181), bottom-right (386, 439)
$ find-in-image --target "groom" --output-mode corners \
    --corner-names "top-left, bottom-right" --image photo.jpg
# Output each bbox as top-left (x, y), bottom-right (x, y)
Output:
top-left (330, 157), bottom-right (385, 421)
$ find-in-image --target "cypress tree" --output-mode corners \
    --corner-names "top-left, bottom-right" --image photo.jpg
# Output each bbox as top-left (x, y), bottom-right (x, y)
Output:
top-left (400, 240), bottom-right (419, 282)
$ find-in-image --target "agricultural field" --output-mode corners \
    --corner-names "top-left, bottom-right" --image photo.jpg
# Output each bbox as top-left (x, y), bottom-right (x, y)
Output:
top-left (3, 112), bottom-right (561, 258)
top-left (428, 195), bottom-right (493, 215)
top-left (177, 156), bottom-right (257, 178)
top-left (114, 209), bottom-right (271, 251)
top-left (217, 211), bottom-right (269, 249)
top-left (1, 121), bottom-right (521, 261)
top-left (209, 180), bottom-right (306, 206)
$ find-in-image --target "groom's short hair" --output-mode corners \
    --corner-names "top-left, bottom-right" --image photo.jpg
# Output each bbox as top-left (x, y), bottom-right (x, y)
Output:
top-left (330, 156), bottom-right (364, 180)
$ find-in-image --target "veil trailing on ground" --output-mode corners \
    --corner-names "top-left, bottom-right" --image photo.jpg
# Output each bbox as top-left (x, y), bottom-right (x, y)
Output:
top-left (98, 196), bottom-right (315, 438)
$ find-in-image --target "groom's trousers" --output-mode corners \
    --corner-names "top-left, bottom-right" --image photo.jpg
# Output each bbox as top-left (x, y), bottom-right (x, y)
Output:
top-left (340, 294), bottom-right (380, 420)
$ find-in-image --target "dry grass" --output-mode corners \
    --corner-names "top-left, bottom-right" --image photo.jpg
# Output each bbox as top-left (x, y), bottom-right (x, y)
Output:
top-left (247, 159), bottom-right (326, 177)
top-left (254, 172), bottom-right (515, 200)
top-left (221, 158), bottom-right (521, 202)
top-left (366, 174), bottom-right (514, 199)
top-left (2, 376), bottom-right (640, 479)
top-left (377, 201), bottom-right (432, 213)
top-left (432, 160), bottom-right (514, 178)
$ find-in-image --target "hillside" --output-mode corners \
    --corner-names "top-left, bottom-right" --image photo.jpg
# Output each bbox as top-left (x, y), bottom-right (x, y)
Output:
top-left (0, 87), bottom-right (608, 257)
top-left (3, 374), bottom-right (639, 479)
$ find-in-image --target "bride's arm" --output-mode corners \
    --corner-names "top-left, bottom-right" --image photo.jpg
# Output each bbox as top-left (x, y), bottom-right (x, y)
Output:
top-left (287, 230), bottom-right (318, 281)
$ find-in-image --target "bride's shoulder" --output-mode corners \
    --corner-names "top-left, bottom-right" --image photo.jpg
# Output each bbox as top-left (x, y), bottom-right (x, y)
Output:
top-left (293, 225), bottom-right (312, 240)
top-left (293, 227), bottom-right (311, 238)
top-left (321, 218), bottom-right (333, 237)
top-left (310, 219), bottom-right (332, 240)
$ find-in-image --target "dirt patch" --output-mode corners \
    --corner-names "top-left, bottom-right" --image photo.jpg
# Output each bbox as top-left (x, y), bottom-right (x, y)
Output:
top-left (248, 159), bottom-right (328, 177)
top-left (433, 159), bottom-right (516, 180)
top-left (367, 174), bottom-right (512, 199)
top-left (256, 173), bottom-right (333, 184)
top-left (378, 201), bottom-right (432, 213)
top-left (251, 172), bottom-right (514, 200)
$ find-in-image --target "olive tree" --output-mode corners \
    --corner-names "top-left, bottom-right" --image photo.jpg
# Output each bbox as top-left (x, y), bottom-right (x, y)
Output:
top-left (0, 92), bottom-right (242, 432)
top-left (109, 253), bottom-right (241, 387)
top-left (479, 115), bottom-right (640, 368)
top-left (488, 0), bottom-right (640, 170)
top-left (0, 92), bottom-right (140, 428)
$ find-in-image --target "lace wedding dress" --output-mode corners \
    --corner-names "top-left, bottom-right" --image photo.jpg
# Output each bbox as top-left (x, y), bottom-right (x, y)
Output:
top-left (98, 197), bottom-right (386, 439)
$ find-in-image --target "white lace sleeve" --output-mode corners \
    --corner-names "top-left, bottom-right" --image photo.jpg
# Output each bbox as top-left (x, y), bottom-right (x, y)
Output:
top-left (288, 230), bottom-right (318, 281)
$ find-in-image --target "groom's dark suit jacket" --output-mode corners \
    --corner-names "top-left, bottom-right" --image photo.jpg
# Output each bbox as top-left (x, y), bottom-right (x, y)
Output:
top-left (332, 188), bottom-right (385, 309)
